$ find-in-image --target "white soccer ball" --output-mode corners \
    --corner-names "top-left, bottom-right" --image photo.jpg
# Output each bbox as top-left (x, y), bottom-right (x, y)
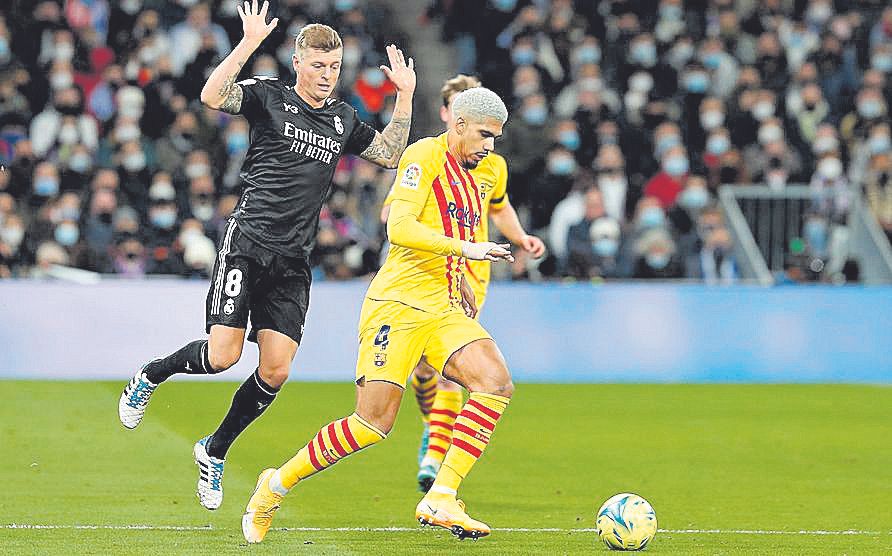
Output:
top-left (596, 493), bottom-right (657, 551)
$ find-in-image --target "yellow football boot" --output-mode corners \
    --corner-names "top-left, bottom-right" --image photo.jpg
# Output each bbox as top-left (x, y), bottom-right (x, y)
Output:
top-left (241, 468), bottom-right (283, 544)
top-left (415, 494), bottom-right (491, 540)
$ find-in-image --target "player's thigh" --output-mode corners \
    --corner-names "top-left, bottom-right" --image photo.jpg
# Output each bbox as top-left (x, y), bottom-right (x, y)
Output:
top-left (439, 333), bottom-right (512, 397)
top-left (355, 379), bottom-right (404, 434)
top-left (256, 329), bottom-right (298, 387)
top-left (249, 255), bottom-right (311, 346)
top-left (355, 300), bottom-right (431, 390)
top-left (206, 221), bottom-right (256, 336)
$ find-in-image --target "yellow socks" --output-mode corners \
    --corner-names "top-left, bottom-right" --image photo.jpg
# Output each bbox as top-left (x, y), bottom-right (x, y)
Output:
top-left (422, 389), bottom-right (463, 466)
top-left (411, 372), bottom-right (438, 421)
top-left (274, 413), bottom-right (386, 491)
top-left (430, 393), bottom-right (509, 495)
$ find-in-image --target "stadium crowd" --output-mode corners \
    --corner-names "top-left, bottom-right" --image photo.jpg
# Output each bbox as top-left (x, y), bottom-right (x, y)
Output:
top-left (1, 0), bottom-right (891, 284)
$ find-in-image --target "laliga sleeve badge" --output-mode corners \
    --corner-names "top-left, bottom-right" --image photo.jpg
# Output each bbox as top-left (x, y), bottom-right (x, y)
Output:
top-left (401, 163), bottom-right (422, 190)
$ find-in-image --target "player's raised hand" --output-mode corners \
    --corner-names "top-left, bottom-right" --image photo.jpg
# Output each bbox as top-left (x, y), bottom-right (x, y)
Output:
top-left (238, 0), bottom-right (278, 46)
top-left (380, 44), bottom-right (416, 94)
top-left (462, 241), bottom-right (515, 263)
top-left (519, 234), bottom-right (546, 258)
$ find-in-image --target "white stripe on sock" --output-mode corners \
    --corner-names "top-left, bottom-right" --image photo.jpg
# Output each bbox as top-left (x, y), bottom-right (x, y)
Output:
top-left (429, 485), bottom-right (457, 496)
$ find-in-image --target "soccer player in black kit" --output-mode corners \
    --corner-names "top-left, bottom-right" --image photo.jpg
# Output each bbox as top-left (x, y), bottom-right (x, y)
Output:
top-left (118, 0), bottom-right (416, 510)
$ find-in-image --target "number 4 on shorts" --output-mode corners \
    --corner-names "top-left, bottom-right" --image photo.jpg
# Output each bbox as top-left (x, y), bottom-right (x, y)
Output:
top-left (373, 325), bottom-right (391, 349)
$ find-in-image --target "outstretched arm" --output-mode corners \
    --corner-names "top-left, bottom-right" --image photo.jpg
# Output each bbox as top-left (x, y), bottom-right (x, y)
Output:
top-left (361, 44), bottom-right (416, 169)
top-left (199, 0), bottom-right (278, 113)
top-left (490, 201), bottom-right (546, 257)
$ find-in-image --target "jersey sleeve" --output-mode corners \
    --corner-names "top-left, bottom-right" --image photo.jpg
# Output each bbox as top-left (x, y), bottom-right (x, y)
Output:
top-left (489, 154), bottom-right (509, 209)
top-left (386, 140), bottom-right (464, 257)
top-left (344, 107), bottom-right (377, 155)
top-left (235, 76), bottom-right (277, 121)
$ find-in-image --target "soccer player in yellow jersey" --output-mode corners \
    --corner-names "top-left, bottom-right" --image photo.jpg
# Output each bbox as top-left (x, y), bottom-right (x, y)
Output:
top-left (381, 75), bottom-right (545, 492)
top-left (242, 87), bottom-right (515, 542)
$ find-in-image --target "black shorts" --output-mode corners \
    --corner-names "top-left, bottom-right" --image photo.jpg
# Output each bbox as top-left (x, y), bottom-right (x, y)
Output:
top-left (205, 219), bottom-right (311, 344)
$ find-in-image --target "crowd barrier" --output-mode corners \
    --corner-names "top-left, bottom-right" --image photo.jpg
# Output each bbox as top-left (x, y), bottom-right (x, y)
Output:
top-left (1, 280), bottom-right (890, 383)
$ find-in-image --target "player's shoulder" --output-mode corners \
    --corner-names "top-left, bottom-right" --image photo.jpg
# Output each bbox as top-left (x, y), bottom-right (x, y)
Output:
top-left (404, 135), bottom-right (447, 161)
top-left (236, 75), bottom-right (281, 90)
top-left (478, 151), bottom-right (507, 174)
top-left (319, 96), bottom-right (358, 116)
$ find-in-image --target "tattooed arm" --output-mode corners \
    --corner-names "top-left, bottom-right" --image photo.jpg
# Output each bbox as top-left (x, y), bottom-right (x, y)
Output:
top-left (360, 100), bottom-right (412, 169)
top-left (361, 44), bottom-right (416, 169)
top-left (199, 0), bottom-right (277, 113)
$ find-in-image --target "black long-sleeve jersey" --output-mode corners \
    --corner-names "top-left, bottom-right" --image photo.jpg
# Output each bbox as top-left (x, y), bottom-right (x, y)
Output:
top-left (231, 76), bottom-right (377, 258)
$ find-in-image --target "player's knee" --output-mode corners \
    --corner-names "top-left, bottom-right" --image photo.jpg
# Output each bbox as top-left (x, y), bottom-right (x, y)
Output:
top-left (259, 362), bottom-right (290, 389)
top-left (468, 365), bottom-right (514, 398)
top-left (208, 344), bottom-right (241, 372)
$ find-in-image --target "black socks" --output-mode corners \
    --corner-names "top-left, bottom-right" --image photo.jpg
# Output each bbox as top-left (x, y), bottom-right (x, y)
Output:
top-left (206, 369), bottom-right (279, 459)
top-left (144, 340), bottom-right (214, 384)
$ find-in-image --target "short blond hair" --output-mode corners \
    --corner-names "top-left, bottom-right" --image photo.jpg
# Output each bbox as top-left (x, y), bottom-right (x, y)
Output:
top-left (440, 74), bottom-right (481, 107)
top-left (294, 24), bottom-right (342, 59)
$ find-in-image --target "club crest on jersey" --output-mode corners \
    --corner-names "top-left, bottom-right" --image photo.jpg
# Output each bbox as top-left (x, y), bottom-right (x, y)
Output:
top-left (333, 115), bottom-right (344, 135)
top-left (374, 353), bottom-right (387, 367)
top-left (400, 163), bottom-right (422, 190)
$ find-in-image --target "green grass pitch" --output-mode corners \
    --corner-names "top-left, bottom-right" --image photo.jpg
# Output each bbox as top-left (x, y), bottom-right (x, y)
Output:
top-left (2, 381), bottom-right (891, 554)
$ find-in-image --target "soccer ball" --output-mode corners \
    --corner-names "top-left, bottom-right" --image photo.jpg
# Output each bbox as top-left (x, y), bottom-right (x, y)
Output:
top-left (596, 493), bottom-right (657, 551)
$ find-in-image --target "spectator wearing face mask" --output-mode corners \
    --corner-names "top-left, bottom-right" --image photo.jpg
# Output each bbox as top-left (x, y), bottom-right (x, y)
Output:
top-left (840, 87), bottom-right (888, 154)
top-left (168, 3), bottom-right (231, 77)
top-left (83, 187), bottom-right (118, 272)
top-left (632, 227), bottom-right (683, 279)
top-left (155, 110), bottom-right (201, 173)
top-left (789, 82), bottom-right (831, 153)
top-left (618, 33), bottom-right (677, 100)
top-left (565, 188), bottom-right (621, 279)
top-left (115, 140), bottom-right (151, 212)
top-left (593, 144), bottom-right (628, 222)
top-left (669, 174), bottom-right (711, 240)
top-left (0, 213), bottom-right (27, 277)
top-left (502, 93), bottom-right (550, 207)
top-left (530, 145), bottom-right (578, 230)
top-left (29, 86), bottom-right (98, 159)
top-left (29, 161), bottom-right (61, 210)
top-left (685, 208), bottom-right (737, 285)
top-left (645, 144), bottom-right (690, 209)
top-left (849, 123), bottom-right (891, 186)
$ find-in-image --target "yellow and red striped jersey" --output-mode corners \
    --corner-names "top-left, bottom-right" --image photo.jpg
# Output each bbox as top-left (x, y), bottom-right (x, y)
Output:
top-left (366, 133), bottom-right (484, 314)
top-left (381, 138), bottom-right (509, 301)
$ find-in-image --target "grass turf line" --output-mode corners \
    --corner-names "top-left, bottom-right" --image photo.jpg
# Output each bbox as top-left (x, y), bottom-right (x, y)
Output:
top-left (1, 382), bottom-right (891, 554)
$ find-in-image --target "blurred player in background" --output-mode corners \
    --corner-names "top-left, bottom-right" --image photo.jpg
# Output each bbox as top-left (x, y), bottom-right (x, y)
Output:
top-left (380, 74), bottom-right (545, 492)
top-left (242, 87), bottom-right (515, 543)
top-left (118, 0), bottom-right (416, 511)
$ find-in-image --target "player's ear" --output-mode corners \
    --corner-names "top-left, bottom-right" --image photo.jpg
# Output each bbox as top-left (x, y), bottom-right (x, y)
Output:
top-left (455, 117), bottom-right (467, 135)
top-left (440, 105), bottom-right (450, 124)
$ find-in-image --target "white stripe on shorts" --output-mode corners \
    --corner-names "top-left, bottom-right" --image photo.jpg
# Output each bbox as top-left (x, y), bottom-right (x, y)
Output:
top-left (211, 219), bottom-right (237, 315)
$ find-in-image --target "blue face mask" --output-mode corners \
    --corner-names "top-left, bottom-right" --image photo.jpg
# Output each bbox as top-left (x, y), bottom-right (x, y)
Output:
top-left (872, 54), bottom-right (892, 73)
top-left (594, 238), bottom-right (619, 258)
top-left (803, 219), bottom-right (828, 255)
top-left (548, 155), bottom-right (577, 176)
top-left (664, 155), bottom-right (689, 176)
top-left (703, 52), bottom-right (722, 69)
top-left (34, 177), bottom-right (60, 197)
top-left (522, 105), bottom-right (548, 126)
top-left (492, 0), bottom-right (517, 12)
top-left (511, 48), bottom-right (536, 66)
top-left (151, 209), bottom-right (177, 230)
top-left (54, 223), bottom-right (79, 246)
top-left (684, 72), bottom-right (709, 93)
top-left (227, 133), bottom-right (249, 154)
top-left (639, 207), bottom-right (666, 228)
top-left (69, 153), bottom-right (92, 173)
top-left (362, 68), bottom-right (386, 87)
top-left (576, 46), bottom-right (601, 65)
top-left (858, 100), bottom-right (883, 119)
top-left (678, 187), bottom-right (709, 210)
top-left (632, 42), bottom-right (657, 67)
top-left (655, 135), bottom-right (680, 157)
top-left (60, 206), bottom-right (81, 221)
top-left (706, 135), bottom-right (730, 155)
top-left (558, 130), bottom-right (580, 151)
top-left (869, 135), bottom-right (891, 154)
top-left (0, 37), bottom-right (10, 61)
top-left (334, 0), bottom-right (356, 11)
top-left (646, 252), bottom-right (671, 269)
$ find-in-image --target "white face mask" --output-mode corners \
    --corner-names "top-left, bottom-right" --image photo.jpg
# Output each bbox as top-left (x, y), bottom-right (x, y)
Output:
top-left (700, 110), bottom-right (724, 130)
top-left (758, 125), bottom-right (782, 144)
top-left (58, 124), bottom-right (79, 145)
top-left (116, 125), bottom-right (141, 143)
top-left (50, 72), bottom-right (73, 90)
top-left (1, 226), bottom-right (25, 249)
top-left (54, 42), bottom-right (74, 61)
top-left (185, 163), bottom-right (210, 179)
top-left (818, 157), bottom-right (843, 180)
